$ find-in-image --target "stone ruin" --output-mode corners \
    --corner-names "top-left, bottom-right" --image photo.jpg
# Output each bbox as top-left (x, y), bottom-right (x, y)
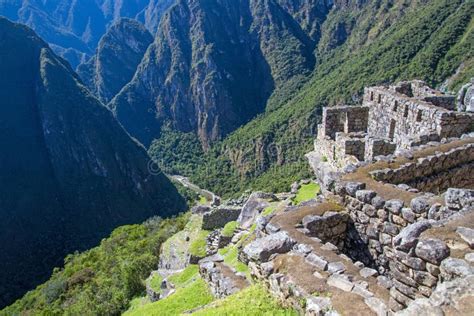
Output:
top-left (308, 80), bottom-right (474, 194)
top-left (240, 80), bottom-right (474, 315)
top-left (148, 80), bottom-right (474, 316)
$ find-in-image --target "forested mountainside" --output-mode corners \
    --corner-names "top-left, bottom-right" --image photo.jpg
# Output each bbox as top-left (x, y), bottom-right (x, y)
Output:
top-left (188, 0), bottom-right (474, 197)
top-left (0, 17), bottom-right (185, 308)
top-left (77, 18), bottom-right (154, 104)
top-left (0, 0), bottom-right (174, 68)
top-left (110, 0), bottom-right (334, 148)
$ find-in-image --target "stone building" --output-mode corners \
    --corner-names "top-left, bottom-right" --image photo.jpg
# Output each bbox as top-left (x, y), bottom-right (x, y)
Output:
top-left (310, 80), bottom-right (474, 183)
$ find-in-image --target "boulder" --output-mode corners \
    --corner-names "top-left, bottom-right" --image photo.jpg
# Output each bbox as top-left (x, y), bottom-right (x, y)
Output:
top-left (306, 253), bottom-right (328, 271)
top-left (385, 199), bottom-right (404, 214)
top-left (356, 190), bottom-right (376, 204)
top-left (410, 197), bottom-right (430, 214)
top-left (327, 262), bottom-right (346, 274)
top-left (440, 258), bottom-right (474, 281)
top-left (306, 296), bottom-right (332, 316)
top-left (445, 188), bottom-right (474, 210)
top-left (327, 274), bottom-right (354, 292)
top-left (237, 192), bottom-right (275, 229)
top-left (456, 227), bottom-right (474, 248)
top-left (345, 182), bottom-right (366, 197)
top-left (393, 220), bottom-right (435, 251)
top-left (415, 238), bottom-right (450, 265)
top-left (360, 267), bottom-right (378, 278)
top-left (243, 231), bottom-right (296, 263)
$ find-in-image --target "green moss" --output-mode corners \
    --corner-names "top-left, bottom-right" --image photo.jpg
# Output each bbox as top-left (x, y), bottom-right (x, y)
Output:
top-left (293, 183), bottom-right (320, 205)
top-left (149, 273), bottom-right (163, 293)
top-left (192, 284), bottom-right (298, 316)
top-left (221, 221), bottom-right (238, 237)
top-left (189, 230), bottom-right (210, 258)
top-left (124, 278), bottom-right (213, 316)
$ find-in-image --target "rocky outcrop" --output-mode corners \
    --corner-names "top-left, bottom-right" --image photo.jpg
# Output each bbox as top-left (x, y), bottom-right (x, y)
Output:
top-left (110, 0), bottom-right (328, 147)
top-left (77, 18), bottom-right (153, 103)
top-left (237, 192), bottom-right (276, 229)
top-left (0, 18), bottom-right (186, 307)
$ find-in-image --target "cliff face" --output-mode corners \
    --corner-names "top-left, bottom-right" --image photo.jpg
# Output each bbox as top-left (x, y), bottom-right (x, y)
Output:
top-left (0, 0), bottom-right (174, 68)
top-left (0, 17), bottom-right (186, 307)
top-left (77, 18), bottom-right (153, 104)
top-left (111, 0), bottom-right (332, 148)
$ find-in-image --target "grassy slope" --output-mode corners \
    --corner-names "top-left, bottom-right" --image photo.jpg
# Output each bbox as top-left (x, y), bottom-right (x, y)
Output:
top-left (190, 0), bottom-right (473, 198)
top-left (1, 214), bottom-right (190, 316)
top-left (192, 284), bottom-right (298, 316)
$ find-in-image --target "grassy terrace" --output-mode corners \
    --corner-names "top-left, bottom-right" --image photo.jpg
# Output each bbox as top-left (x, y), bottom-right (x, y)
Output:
top-left (189, 230), bottom-right (211, 258)
top-left (293, 182), bottom-right (320, 205)
top-left (193, 284), bottom-right (298, 316)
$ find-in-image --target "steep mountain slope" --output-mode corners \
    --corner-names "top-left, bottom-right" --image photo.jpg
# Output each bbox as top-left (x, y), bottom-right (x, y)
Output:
top-left (0, 17), bottom-right (186, 307)
top-left (0, 0), bottom-right (174, 68)
top-left (111, 0), bottom-right (332, 148)
top-left (77, 18), bottom-right (153, 104)
top-left (189, 0), bottom-right (474, 197)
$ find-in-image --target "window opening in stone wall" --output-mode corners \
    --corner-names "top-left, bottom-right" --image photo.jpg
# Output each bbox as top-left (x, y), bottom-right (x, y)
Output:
top-left (416, 110), bottom-right (423, 122)
top-left (378, 94), bottom-right (382, 103)
top-left (370, 91), bottom-right (374, 101)
top-left (403, 104), bottom-right (409, 117)
top-left (393, 101), bottom-right (398, 112)
top-left (389, 119), bottom-right (396, 141)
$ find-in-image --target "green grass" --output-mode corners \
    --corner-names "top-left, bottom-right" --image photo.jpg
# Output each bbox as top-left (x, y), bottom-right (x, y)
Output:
top-left (189, 230), bottom-right (210, 258)
top-left (261, 203), bottom-right (277, 217)
top-left (218, 246), bottom-right (249, 275)
top-left (293, 183), bottom-right (320, 205)
top-left (192, 284), bottom-right (298, 316)
top-left (168, 265), bottom-right (200, 288)
top-left (198, 196), bottom-right (208, 205)
top-left (221, 221), bottom-right (238, 237)
top-left (124, 278), bottom-right (213, 316)
top-left (149, 273), bottom-right (163, 293)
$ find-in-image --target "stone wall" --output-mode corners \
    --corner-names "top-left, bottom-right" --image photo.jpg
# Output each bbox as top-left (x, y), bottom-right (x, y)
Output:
top-left (365, 137), bottom-right (397, 161)
top-left (335, 132), bottom-right (366, 162)
top-left (202, 206), bottom-right (242, 230)
top-left (319, 106), bottom-right (369, 140)
top-left (370, 143), bottom-right (474, 193)
top-left (364, 86), bottom-right (474, 149)
top-left (336, 181), bottom-right (472, 312)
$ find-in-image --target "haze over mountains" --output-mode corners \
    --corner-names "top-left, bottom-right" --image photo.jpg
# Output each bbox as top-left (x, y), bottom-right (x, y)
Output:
top-left (0, 17), bottom-right (185, 307)
top-left (0, 0), bottom-right (174, 68)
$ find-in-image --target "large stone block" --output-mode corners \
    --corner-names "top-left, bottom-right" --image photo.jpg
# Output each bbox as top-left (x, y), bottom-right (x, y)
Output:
top-left (243, 231), bottom-right (296, 263)
top-left (415, 238), bottom-right (450, 265)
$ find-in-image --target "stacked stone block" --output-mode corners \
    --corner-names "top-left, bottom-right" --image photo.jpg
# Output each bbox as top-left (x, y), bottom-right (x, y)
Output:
top-left (336, 182), bottom-right (472, 312)
top-left (370, 143), bottom-right (474, 192)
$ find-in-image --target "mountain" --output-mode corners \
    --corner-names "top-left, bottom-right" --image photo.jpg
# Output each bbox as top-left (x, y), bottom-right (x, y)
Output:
top-left (0, 0), bottom-right (174, 68)
top-left (77, 18), bottom-right (153, 104)
top-left (111, 0), bottom-right (334, 148)
top-left (0, 17), bottom-right (186, 307)
top-left (188, 0), bottom-right (474, 197)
